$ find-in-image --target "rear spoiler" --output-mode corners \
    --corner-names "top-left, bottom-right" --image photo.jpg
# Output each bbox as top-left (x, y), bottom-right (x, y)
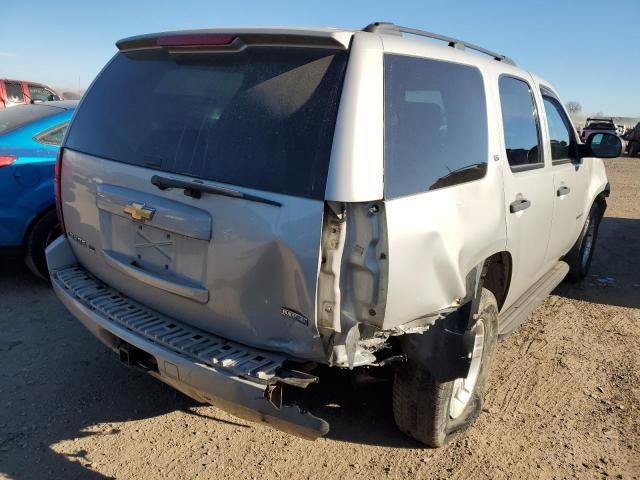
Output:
top-left (116, 29), bottom-right (350, 52)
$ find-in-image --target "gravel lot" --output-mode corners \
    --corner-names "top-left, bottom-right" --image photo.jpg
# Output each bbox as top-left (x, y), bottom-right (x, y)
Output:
top-left (1, 157), bottom-right (638, 480)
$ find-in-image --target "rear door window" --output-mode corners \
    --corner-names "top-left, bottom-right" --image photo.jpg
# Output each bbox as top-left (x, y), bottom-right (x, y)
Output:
top-left (65, 47), bottom-right (348, 200)
top-left (586, 121), bottom-right (615, 131)
top-left (498, 77), bottom-right (543, 170)
top-left (5, 82), bottom-right (24, 103)
top-left (384, 55), bottom-right (488, 198)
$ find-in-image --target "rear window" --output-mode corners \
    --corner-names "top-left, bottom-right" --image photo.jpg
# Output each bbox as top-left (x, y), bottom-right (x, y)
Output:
top-left (35, 122), bottom-right (69, 146)
top-left (65, 47), bottom-right (348, 200)
top-left (0, 104), bottom-right (60, 134)
top-left (586, 122), bottom-right (615, 130)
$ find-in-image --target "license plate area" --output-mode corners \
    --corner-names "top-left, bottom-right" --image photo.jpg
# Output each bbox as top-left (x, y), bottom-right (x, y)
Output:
top-left (130, 221), bottom-right (175, 273)
top-left (96, 184), bottom-right (212, 286)
top-left (99, 211), bottom-right (209, 286)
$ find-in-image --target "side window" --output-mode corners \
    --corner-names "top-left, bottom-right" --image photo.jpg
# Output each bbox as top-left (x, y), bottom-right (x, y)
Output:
top-left (542, 95), bottom-right (575, 162)
top-left (28, 85), bottom-right (59, 102)
top-left (498, 77), bottom-right (542, 169)
top-left (35, 123), bottom-right (68, 146)
top-left (384, 55), bottom-right (488, 198)
top-left (5, 82), bottom-right (24, 103)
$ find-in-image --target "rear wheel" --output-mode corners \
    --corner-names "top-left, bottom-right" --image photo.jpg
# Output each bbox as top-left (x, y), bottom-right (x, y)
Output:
top-left (566, 203), bottom-right (602, 282)
top-left (24, 209), bottom-right (61, 281)
top-left (393, 288), bottom-right (498, 447)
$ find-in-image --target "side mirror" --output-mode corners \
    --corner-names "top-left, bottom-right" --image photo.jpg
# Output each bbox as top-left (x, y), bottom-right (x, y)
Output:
top-left (585, 132), bottom-right (622, 158)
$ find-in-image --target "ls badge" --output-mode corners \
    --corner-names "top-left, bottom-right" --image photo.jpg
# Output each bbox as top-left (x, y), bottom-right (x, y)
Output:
top-left (281, 307), bottom-right (309, 327)
top-left (124, 202), bottom-right (155, 222)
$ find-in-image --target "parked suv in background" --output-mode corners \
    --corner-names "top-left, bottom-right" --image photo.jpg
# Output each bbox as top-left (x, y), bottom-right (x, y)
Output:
top-left (47, 23), bottom-right (621, 447)
top-left (625, 121), bottom-right (640, 156)
top-left (581, 117), bottom-right (617, 142)
top-left (0, 79), bottom-right (61, 110)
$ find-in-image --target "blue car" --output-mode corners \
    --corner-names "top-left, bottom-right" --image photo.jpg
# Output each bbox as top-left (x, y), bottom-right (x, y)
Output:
top-left (0, 100), bottom-right (78, 279)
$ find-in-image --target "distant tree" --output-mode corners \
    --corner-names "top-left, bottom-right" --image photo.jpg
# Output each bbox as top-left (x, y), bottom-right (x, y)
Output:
top-left (565, 101), bottom-right (582, 115)
top-left (594, 111), bottom-right (604, 117)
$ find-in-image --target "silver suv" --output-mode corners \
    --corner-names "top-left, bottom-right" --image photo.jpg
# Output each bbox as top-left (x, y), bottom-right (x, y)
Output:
top-left (47, 22), bottom-right (622, 447)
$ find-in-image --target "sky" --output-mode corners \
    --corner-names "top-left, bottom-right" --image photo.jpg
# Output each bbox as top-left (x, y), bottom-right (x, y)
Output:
top-left (1, 0), bottom-right (639, 117)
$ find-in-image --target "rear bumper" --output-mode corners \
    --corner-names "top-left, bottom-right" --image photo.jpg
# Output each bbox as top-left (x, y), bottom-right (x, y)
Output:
top-left (46, 236), bottom-right (329, 440)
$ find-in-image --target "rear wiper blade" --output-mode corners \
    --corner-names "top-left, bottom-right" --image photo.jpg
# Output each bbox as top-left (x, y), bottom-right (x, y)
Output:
top-left (150, 175), bottom-right (282, 207)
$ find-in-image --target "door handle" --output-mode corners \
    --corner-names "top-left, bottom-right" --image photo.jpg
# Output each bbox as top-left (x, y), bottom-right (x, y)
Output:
top-left (510, 198), bottom-right (531, 213)
top-left (103, 250), bottom-right (209, 303)
top-left (557, 186), bottom-right (571, 196)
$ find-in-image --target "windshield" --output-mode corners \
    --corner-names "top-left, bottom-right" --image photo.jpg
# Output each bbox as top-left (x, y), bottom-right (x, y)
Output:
top-left (0, 104), bottom-right (60, 134)
top-left (65, 46), bottom-right (348, 200)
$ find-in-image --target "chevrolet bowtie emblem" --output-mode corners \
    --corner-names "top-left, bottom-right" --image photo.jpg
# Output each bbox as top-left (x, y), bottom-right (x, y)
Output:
top-left (123, 202), bottom-right (155, 222)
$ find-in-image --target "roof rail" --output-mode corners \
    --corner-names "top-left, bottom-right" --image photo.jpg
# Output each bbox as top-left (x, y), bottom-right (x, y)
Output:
top-left (363, 22), bottom-right (516, 66)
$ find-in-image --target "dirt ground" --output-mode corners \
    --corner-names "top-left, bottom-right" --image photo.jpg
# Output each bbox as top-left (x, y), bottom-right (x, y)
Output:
top-left (1, 157), bottom-right (638, 480)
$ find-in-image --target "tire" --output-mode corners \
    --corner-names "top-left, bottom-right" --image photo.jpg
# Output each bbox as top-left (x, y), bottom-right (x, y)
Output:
top-left (565, 203), bottom-right (602, 282)
top-left (23, 209), bottom-right (61, 281)
top-left (629, 141), bottom-right (639, 156)
top-left (393, 288), bottom-right (499, 447)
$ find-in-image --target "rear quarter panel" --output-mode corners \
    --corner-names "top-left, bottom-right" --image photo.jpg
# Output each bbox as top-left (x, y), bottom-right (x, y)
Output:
top-left (0, 112), bottom-right (70, 246)
top-left (0, 156), bottom-right (56, 246)
top-left (379, 37), bottom-right (507, 329)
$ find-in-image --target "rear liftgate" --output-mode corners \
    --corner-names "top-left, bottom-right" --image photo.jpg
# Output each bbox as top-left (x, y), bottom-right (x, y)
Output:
top-left (54, 30), bottom-right (359, 438)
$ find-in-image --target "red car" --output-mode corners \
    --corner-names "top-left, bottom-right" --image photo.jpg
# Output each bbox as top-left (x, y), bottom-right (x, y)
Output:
top-left (0, 79), bottom-right (61, 110)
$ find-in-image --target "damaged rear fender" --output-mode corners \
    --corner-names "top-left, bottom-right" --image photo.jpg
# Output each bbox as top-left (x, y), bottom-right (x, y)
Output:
top-left (396, 262), bottom-right (486, 382)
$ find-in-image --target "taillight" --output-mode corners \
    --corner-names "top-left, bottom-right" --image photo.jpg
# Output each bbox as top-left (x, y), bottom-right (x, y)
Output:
top-left (117, 34), bottom-right (238, 52)
top-left (0, 155), bottom-right (17, 168)
top-left (156, 34), bottom-right (236, 47)
top-left (55, 147), bottom-right (67, 236)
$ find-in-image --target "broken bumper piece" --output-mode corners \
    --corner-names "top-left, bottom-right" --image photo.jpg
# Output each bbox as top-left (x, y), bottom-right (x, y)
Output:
top-left (47, 237), bottom-right (329, 440)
